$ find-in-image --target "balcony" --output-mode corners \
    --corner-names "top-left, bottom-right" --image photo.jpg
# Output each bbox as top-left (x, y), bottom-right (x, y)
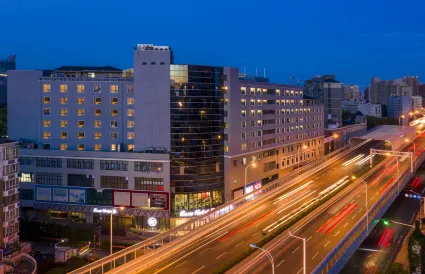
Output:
top-left (3, 187), bottom-right (18, 198)
top-left (3, 232), bottom-right (18, 245)
top-left (3, 217), bottom-right (18, 228)
top-left (3, 202), bottom-right (18, 213)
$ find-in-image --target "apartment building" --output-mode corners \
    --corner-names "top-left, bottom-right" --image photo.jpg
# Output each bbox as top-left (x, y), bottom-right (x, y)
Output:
top-left (224, 69), bottom-right (324, 199)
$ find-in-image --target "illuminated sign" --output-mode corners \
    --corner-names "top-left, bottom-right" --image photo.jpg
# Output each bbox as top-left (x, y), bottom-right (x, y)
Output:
top-left (245, 181), bottom-right (262, 194)
top-left (147, 217), bottom-right (158, 227)
top-left (93, 208), bottom-right (117, 214)
top-left (179, 209), bottom-right (211, 217)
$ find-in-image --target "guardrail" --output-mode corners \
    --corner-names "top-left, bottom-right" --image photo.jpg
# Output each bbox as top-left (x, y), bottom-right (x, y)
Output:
top-left (69, 140), bottom-right (371, 274)
top-left (312, 145), bottom-right (425, 273)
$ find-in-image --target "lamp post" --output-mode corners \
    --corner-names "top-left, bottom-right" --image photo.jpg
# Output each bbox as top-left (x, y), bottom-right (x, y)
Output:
top-left (399, 115), bottom-right (405, 126)
top-left (405, 138), bottom-right (416, 155)
top-left (289, 232), bottom-right (306, 274)
top-left (109, 207), bottom-right (124, 255)
top-left (250, 244), bottom-right (274, 274)
top-left (298, 145), bottom-right (307, 169)
top-left (410, 190), bottom-right (423, 229)
top-left (244, 162), bottom-right (257, 194)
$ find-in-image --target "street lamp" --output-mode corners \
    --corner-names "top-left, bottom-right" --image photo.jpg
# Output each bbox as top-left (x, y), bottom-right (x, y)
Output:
top-left (250, 244), bottom-right (274, 274)
top-left (289, 232), bottom-right (306, 274)
top-left (298, 145), bottom-right (308, 169)
top-left (405, 138), bottom-right (416, 155)
top-left (410, 190), bottom-right (423, 228)
top-left (244, 162), bottom-right (257, 194)
top-left (110, 206), bottom-right (125, 255)
top-left (399, 115), bottom-right (405, 126)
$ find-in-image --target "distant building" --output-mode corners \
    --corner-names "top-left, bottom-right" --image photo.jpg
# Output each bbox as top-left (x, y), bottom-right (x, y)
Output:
top-left (342, 85), bottom-right (360, 101)
top-left (357, 103), bottom-right (382, 118)
top-left (364, 87), bottom-right (370, 102)
top-left (0, 55), bottom-right (16, 105)
top-left (371, 76), bottom-right (420, 106)
top-left (387, 96), bottom-right (422, 124)
top-left (419, 84), bottom-right (425, 106)
top-left (304, 75), bottom-right (342, 128)
top-left (403, 76), bottom-right (419, 96)
top-left (391, 78), bottom-right (413, 97)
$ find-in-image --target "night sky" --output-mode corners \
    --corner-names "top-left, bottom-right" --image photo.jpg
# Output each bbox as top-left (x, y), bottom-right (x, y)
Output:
top-left (2, 0), bottom-right (425, 88)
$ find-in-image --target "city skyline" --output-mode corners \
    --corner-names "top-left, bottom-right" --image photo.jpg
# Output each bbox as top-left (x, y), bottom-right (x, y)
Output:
top-left (1, 0), bottom-right (425, 88)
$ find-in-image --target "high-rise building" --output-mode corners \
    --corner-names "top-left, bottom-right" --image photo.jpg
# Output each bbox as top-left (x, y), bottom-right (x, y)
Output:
top-left (224, 69), bottom-right (324, 199)
top-left (0, 140), bottom-right (20, 248)
top-left (342, 85), bottom-right (360, 101)
top-left (0, 55), bottom-right (16, 105)
top-left (391, 78), bottom-right (413, 97)
top-left (403, 76), bottom-right (419, 96)
top-left (10, 44), bottom-right (325, 228)
top-left (357, 103), bottom-right (382, 118)
top-left (387, 96), bottom-right (422, 124)
top-left (419, 84), bottom-right (425, 106)
top-left (304, 75), bottom-right (342, 128)
top-left (364, 87), bottom-right (370, 102)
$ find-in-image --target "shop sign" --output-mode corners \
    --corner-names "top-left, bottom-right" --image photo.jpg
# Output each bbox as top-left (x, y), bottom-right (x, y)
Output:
top-left (93, 208), bottom-right (117, 214)
top-left (147, 217), bottom-right (158, 227)
top-left (245, 181), bottom-right (262, 194)
top-left (179, 209), bottom-right (211, 217)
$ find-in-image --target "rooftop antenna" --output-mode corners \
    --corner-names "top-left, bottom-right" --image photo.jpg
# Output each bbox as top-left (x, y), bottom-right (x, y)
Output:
top-left (264, 68), bottom-right (266, 78)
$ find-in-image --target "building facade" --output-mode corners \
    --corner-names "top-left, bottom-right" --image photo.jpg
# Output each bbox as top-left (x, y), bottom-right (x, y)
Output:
top-left (357, 103), bottom-right (382, 118)
top-left (0, 141), bottom-right (20, 248)
top-left (304, 75), bottom-right (342, 128)
top-left (224, 68), bottom-right (324, 199)
top-left (387, 96), bottom-right (422, 124)
top-left (342, 85), bottom-right (360, 101)
top-left (0, 55), bottom-right (16, 105)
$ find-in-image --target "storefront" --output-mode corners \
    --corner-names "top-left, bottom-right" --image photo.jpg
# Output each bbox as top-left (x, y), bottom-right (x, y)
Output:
top-left (172, 189), bottom-right (223, 213)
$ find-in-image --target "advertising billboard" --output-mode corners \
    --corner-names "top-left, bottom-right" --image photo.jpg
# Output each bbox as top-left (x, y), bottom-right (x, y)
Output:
top-left (113, 191), bottom-right (131, 206)
top-left (34, 185), bottom-right (87, 205)
top-left (131, 192), bottom-right (149, 207)
top-left (112, 190), bottom-right (169, 210)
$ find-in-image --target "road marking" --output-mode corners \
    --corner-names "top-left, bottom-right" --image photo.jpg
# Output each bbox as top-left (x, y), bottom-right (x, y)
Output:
top-left (175, 260), bottom-right (187, 268)
top-left (356, 195), bottom-right (360, 198)
top-left (352, 214), bottom-right (357, 219)
top-left (324, 241), bottom-right (330, 247)
top-left (358, 208), bottom-right (363, 213)
top-left (351, 199), bottom-right (355, 203)
top-left (306, 236), bottom-right (312, 242)
top-left (216, 252), bottom-right (227, 260)
top-left (252, 231), bottom-right (260, 237)
top-left (296, 268), bottom-right (304, 274)
top-left (344, 223), bottom-right (348, 227)
top-left (371, 196), bottom-right (375, 201)
top-left (276, 260), bottom-right (285, 268)
top-left (311, 252), bottom-right (319, 259)
top-left (192, 266), bottom-right (205, 274)
top-left (235, 241), bottom-right (245, 248)
top-left (199, 248), bottom-right (210, 255)
top-left (335, 231), bottom-right (340, 236)
top-left (292, 247), bottom-right (300, 254)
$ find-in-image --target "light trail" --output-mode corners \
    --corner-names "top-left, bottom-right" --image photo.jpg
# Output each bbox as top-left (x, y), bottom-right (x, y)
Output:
top-left (342, 154), bottom-right (365, 167)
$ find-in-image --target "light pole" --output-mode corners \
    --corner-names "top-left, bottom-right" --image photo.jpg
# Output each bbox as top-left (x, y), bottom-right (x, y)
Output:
top-left (298, 145), bottom-right (307, 169)
top-left (110, 206), bottom-right (124, 255)
top-left (405, 138), bottom-right (416, 156)
top-left (250, 244), bottom-right (274, 274)
top-left (244, 162), bottom-right (257, 194)
top-left (289, 232), bottom-right (306, 274)
top-left (410, 190), bottom-right (423, 229)
top-left (399, 115), bottom-right (405, 126)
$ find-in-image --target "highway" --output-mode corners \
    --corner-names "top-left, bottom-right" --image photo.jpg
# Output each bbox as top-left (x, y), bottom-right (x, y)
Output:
top-left (115, 140), bottom-right (385, 274)
top-left (341, 167), bottom-right (425, 273)
top-left (235, 135), bottom-right (425, 274)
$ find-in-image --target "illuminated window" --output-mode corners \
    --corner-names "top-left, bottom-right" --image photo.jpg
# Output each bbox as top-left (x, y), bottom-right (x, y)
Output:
top-left (127, 121), bottom-right (134, 128)
top-left (94, 98), bottom-right (101, 104)
top-left (77, 144), bottom-right (85, 151)
top-left (94, 120), bottom-right (102, 128)
top-left (77, 109), bottom-right (85, 116)
top-left (225, 122), bottom-right (229, 129)
top-left (111, 144), bottom-right (117, 151)
top-left (127, 98), bottom-right (134, 105)
top-left (77, 84), bottom-right (85, 93)
top-left (43, 120), bottom-right (51, 128)
top-left (60, 120), bottom-right (68, 128)
top-left (60, 132), bottom-right (68, 139)
top-left (257, 99), bottom-right (262, 106)
top-left (94, 109), bottom-right (101, 116)
top-left (127, 144), bottom-right (134, 152)
top-left (94, 132), bottom-right (102, 140)
top-left (94, 144), bottom-right (102, 151)
top-left (110, 85), bottom-right (118, 93)
top-left (60, 108), bottom-right (68, 116)
top-left (111, 109), bottom-right (118, 116)
top-left (88, 72), bottom-right (95, 78)
top-left (77, 132), bottom-right (85, 139)
top-left (224, 145), bottom-right (229, 152)
top-left (43, 132), bottom-right (51, 139)
top-left (111, 98), bottom-right (118, 105)
top-left (257, 120), bottom-right (262, 126)
top-left (93, 84), bottom-right (101, 93)
top-left (250, 110), bottom-right (255, 116)
top-left (127, 132), bottom-right (134, 140)
top-left (241, 99), bottom-right (246, 106)
top-left (241, 143), bottom-right (247, 151)
top-left (250, 88), bottom-right (255, 95)
top-left (111, 132), bottom-right (118, 140)
top-left (43, 97), bottom-right (50, 104)
top-left (77, 97), bottom-right (85, 105)
top-left (127, 109), bottom-right (134, 117)
top-left (60, 144), bottom-right (68, 151)
top-left (241, 110), bottom-right (246, 117)
top-left (241, 87), bottom-right (246, 95)
top-left (78, 121), bottom-right (85, 128)
top-left (111, 121), bottom-right (118, 128)
top-left (250, 99), bottom-right (255, 106)
top-left (60, 97), bottom-right (68, 104)
top-left (43, 84), bottom-right (51, 92)
top-left (60, 84), bottom-right (68, 93)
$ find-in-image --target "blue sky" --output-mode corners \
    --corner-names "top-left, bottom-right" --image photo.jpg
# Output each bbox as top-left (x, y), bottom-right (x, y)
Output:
top-left (2, 0), bottom-right (425, 88)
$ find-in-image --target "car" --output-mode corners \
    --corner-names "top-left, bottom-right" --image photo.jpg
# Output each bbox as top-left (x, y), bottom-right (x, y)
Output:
top-left (147, 243), bottom-right (162, 250)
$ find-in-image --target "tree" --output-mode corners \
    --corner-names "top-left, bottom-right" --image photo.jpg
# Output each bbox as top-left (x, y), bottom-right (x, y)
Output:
top-left (386, 262), bottom-right (408, 274)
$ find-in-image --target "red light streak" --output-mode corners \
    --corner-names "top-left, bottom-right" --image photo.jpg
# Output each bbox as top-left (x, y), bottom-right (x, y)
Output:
top-left (324, 204), bottom-right (358, 234)
top-left (377, 228), bottom-right (388, 247)
top-left (317, 204), bottom-right (352, 233)
top-left (382, 229), bottom-right (394, 248)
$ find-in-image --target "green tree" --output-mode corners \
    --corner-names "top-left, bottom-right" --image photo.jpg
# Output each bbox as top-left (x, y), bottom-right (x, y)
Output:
top-left (386, 262), bottom-right (408, 274)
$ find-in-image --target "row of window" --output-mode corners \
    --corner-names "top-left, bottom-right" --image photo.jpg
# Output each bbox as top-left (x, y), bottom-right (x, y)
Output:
top-left (241, 108), bottom-right (319, 117)
top-left (43, 97), bottom-right (134, 105)
top-left (43, 84), bottom-right (133, 93)
top-left (238, 132), bottom-right (322, 151)
top-left (44, 120), bottom-right (134, 128)
top-left (241, 99), bottom-right (304, 106)
top-left (58, 143), bottom-right (132, 151)
top-left (240, 124), bottom-right (323, 139)
top-left (43, 131), bottom-right (134, 140)
top-left (240, 120), bottom-right (323, 128)
top-left (240, 87), bottom-right (302, 97)
top-left (42, 108), bottom-right (134, 117)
